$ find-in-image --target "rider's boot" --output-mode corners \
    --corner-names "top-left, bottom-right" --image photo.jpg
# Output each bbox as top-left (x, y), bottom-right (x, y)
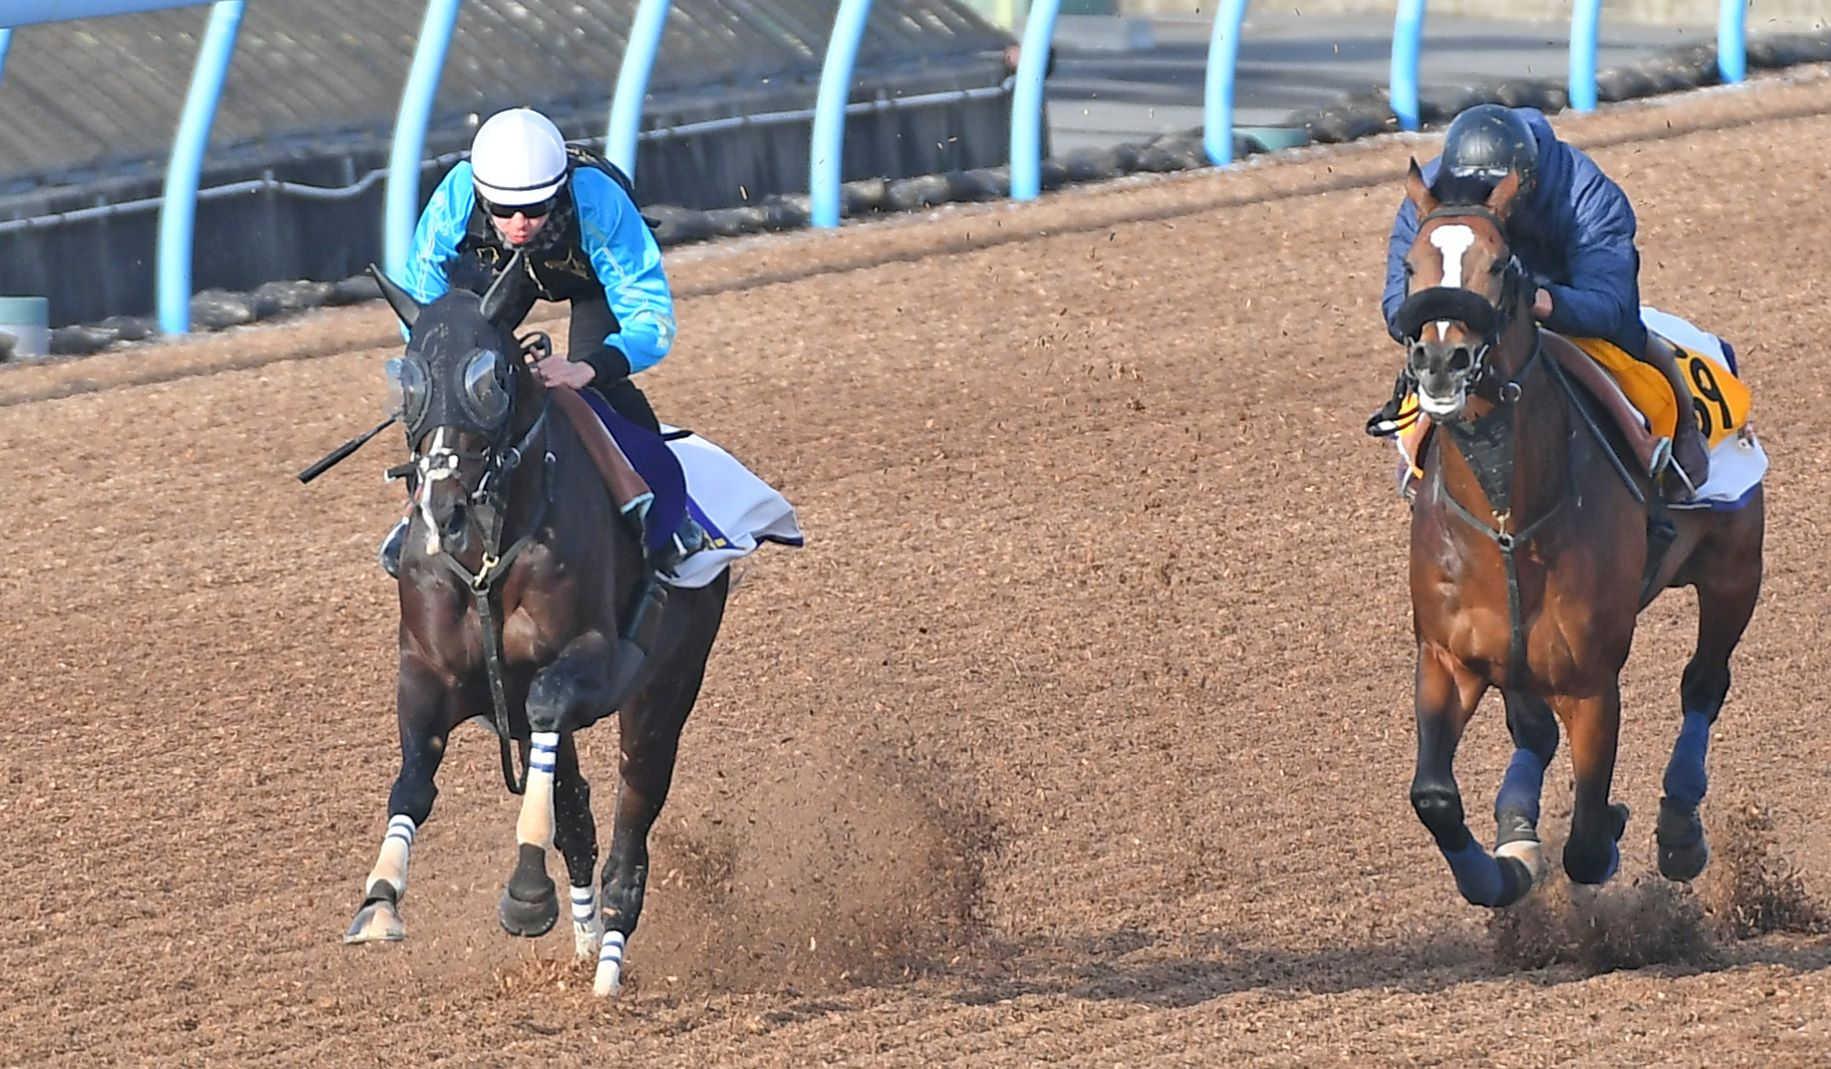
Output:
top-left (1644, 336), bottom-right (1709, 500)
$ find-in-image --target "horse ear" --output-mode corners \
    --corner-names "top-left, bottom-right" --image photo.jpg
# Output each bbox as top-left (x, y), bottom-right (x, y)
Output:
top-left (367, 264), bottom-right (420, 330)
top-left (1405, 158), bottom-right (1439, 217)
top-left (1486, 171), bottom-right (1523, 221)
top-left (479, 249), bottom-right (524, 326)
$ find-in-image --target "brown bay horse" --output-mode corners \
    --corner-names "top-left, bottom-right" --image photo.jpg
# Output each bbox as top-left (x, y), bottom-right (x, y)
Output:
top-left (1389, 163), bottom-right (1764, 907)
top-left (339, 254), bottom-right (729, 996)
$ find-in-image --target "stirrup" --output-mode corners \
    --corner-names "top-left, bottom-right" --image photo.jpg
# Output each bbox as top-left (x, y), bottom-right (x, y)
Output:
top-left (1647, 436), bottom-right (1672, 481)
top-left (650, 516), bottom-right (708, 578)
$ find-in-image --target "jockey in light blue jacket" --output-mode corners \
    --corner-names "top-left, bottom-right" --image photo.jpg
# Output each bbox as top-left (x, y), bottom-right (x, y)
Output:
top-left (380, 106), bottom-right (701, 577)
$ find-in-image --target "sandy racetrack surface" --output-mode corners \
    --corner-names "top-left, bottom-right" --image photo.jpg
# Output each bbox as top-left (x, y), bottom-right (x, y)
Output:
top-left (2, 71), bottom-right (1830, 1068)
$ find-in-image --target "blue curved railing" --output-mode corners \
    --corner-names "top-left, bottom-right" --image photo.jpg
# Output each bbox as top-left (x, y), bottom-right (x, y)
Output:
top-left (1390, 0), bottom-right (1427, 132)
top-left (382, 0), bottom-right (463, 286)
top-left (157, 1), bottom-right (244, 335)
top-left (0, 0), bottom-right (1771, 334)
top-left (606, 0), bottom-right (671, 180)
top-left (810, 0), bottom-right (876, 228)
top-left (1008, 0), bottom-right (1062, 201)
top-left (1569, 0), bottom-right (1603, 113)
top-left (1202, 0), bottom-right (1251, 164)
top-left (1717, 0), bottom-right (1747, 84)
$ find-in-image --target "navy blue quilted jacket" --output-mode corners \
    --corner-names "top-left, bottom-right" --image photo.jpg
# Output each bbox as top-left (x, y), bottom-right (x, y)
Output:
top-left (1380, 108), bottom-right (1645, 357)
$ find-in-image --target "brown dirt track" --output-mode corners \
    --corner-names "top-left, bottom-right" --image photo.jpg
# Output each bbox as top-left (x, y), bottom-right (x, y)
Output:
top-left (4, 72), bottom-right (1831, 1068)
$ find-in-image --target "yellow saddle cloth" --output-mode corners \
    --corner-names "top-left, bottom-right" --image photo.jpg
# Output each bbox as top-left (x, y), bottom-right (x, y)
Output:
top-left (1395, 331), bottom-right (1753, 480)
top-left (1569, 335), bottom-right (1751, 448)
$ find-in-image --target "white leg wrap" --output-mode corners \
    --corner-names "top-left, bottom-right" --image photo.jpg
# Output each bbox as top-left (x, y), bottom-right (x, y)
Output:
top-left (593, 930), bottom-right (626, 997)
top-left (571, 884), bottom-right (603, 959)
top-left (364, 814), bottom-right (417, 897)
top-left (515, 732), bottom-right (559, 850)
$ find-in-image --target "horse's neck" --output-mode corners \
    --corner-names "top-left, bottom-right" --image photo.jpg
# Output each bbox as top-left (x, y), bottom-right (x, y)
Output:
top-left (1435, 331), bottom-right (1570, 528)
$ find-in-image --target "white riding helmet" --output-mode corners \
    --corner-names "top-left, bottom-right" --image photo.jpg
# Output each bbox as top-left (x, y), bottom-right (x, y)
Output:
top-left (470, 107), bottom-right (569, 207)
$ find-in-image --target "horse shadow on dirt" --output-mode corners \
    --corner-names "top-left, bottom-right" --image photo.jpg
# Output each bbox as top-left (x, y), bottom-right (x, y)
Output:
top-left (941, 920), bottom-right (1831, 1012)
top-left (941, 807), bottom-right (1830, 1011)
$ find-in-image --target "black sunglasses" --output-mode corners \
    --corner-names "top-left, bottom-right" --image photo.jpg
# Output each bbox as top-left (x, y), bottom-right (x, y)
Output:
top-left (483, 195), bottom-right (556, 219)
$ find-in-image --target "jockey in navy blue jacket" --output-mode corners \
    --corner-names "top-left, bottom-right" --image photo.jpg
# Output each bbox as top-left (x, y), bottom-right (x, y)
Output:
top-left (1377, 104), bottom-right (1707, 496)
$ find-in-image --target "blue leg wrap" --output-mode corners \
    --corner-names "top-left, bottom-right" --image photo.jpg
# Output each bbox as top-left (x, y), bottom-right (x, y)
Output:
top-left (1495, 748), bottom-right (1547, 825)
top-left (1662, 710), bottom-right (1711, 809)
top-left (1441, 839), bottom-right (1505, 907)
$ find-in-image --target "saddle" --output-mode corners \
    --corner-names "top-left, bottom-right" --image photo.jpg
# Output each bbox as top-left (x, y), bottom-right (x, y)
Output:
top-left (1393, 327), bottom-right (1749, 500)
top-left (549, 387), bottom-right (655, 519)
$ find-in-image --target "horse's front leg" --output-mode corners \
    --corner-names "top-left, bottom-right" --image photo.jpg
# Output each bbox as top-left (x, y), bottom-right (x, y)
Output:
top-left (1411, 644), bottom-right (1534, 908)
top-left (552, 734), bottom-right (605, 960)
top-left (1494, 689), bottom-right (1559, 889)
top-left (346, 654), bottom-right (454, 943)
top-left (500, 630), bottom-right (617, 940)
top-left (1552, 683), bottom-right (1629, 885)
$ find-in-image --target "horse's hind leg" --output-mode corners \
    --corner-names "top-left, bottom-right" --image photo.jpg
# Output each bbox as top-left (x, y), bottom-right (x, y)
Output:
top-left (1553, 684), bottom-right (1630, 885)
top-left (1494, 690), bottom-right (1559, 888)
top-left (597, 580), bottom-right (727, 996)
top-left (1411, 646), bottom-right (1533, 908)
top-left (346, 656), bottom-right (453, 944)
top-left (1659, 504), bottom-right (1763, 881)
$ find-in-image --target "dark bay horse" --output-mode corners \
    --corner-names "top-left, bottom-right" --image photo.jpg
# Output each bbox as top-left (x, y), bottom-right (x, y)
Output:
top-left (341, 255), bottom-right (729, 996)
top-left (1390, 163), bottom-right (1764, 908)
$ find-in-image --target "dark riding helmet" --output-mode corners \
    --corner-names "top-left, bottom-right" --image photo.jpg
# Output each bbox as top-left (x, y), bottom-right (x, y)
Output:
top-left (1439, 104), bottom-right (1539, 199)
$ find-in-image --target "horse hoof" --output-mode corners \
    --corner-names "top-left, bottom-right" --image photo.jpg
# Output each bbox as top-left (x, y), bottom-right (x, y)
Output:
top-left (573, 917), bottom-right (605, 961)
top-left (1563, 837), bottom-right (1621, 886)
top-left (1658, 838), bottom-right (1710, 882)
top-left (1495, 838), bottom-right (1548, 889)
top-left (1607, 802), bottom-right (1631, 841)
top-left (344, 899), bottom-right (406, 944)
top-left (498, 885), bottom-right (559, 938)
top-left (593, 930), bottom-right (627, 998)
top-left (1655, 796), bottom-right (1708, 882)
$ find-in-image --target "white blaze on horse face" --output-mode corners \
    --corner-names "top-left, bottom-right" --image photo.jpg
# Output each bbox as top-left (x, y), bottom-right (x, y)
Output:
top-left (1429, 224), bottom-right (1477, 289)
top-left (1428, 224), bottom-right (1479, 342)
top-left (419, 428), bottom-right (450, 555)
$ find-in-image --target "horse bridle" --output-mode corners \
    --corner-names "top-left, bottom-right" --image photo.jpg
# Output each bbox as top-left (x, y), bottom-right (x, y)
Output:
top-left (388, 330), bottom-right (557, 795)
top-left (1391, 203), bottom-right (1534, 411)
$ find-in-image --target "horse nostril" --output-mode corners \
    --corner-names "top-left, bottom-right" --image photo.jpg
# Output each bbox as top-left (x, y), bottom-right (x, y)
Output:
top-left (1449, 345), bottom-right (1472, 372)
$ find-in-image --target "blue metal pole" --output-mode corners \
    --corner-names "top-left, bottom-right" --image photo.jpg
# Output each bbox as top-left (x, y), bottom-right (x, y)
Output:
top-left (1717, 0), bottom-right (1746, 85)
top-left (0, 29), bottom-right (12, 85)
top-left (1009, 0), bottom-right (1061, 201)
top-left (1, 0), bottom-right (202, 28)
top-left (809, 0), bottom-right (874, 229)
top-left (385, 0), bottom-right (463, 282)
top-left (1389, 0), bottom-right (1426, 132)
top-left (1202, 0), bottom-right (1250, 165)
top-left (1569, 0), bottom-right (1601, 113)
top-left (606, 0), bottom-right (670, 179)
top-left (156, 1), bottom-right (243, 336)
